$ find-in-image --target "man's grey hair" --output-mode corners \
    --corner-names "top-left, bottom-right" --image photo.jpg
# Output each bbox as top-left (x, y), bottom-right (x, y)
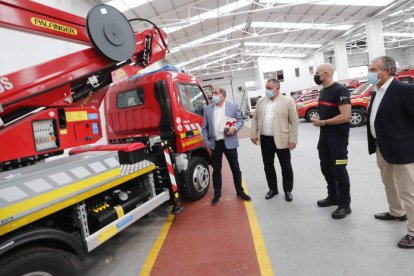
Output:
top-left (377, 56), bottom-right (397, 76)
top-left (267, 78), bottom-right (280, 88)
top-left (218, 87), bottom-right (226, 97)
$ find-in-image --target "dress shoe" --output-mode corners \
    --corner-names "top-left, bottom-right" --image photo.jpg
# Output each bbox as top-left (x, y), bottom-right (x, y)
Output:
top-left (237, 192), bottom-right (251, 201)
top-left (331, 207), bottom-right (351, 219)
top-left (317, 197), bottom-right (338, 207)
top-left (265, 190), bottom-right (278, 200)
top-left (398, 235), bottom-right (414, 249)
top-left (211, 195), bottom-right (221, 206)
top-left (285, 192), bottom-right (293, 202)
top-left (374, 212), bottom-right (407, 221)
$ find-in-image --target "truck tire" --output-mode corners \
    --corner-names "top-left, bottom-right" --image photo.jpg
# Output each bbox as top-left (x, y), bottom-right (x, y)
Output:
top-left (0, 246), bottom-right (76, 276)
top-left (350, 108), bottom-right (365, 127)
top-left (305, 108), bottom-right (319, 122)
top-left (182, 156), bottom-right (210, 201)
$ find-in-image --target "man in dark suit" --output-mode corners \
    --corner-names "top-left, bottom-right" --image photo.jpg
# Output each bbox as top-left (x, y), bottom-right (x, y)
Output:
top-left (202, 87), bottom-right (251, 206)
top-left (367, 56), bottom-right (414, 249)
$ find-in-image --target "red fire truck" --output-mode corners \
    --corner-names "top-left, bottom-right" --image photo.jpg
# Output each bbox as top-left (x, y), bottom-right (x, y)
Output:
top-left (0, 1), bottom-right (210, 275)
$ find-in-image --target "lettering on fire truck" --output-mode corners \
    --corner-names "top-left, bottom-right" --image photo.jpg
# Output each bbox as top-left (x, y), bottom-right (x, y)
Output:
top-left (0, 77), bottom-right (13, 93)
top-left (31, 17), bottom-right (78, 35)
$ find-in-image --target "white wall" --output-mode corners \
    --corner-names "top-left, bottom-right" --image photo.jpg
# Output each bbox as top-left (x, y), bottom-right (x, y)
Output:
top-left (334, 48), bottom-right (409, 69)
top-left (199, 68), bottom-right (257, 115)
top-left (256, 56), bottom-right (316, 94)
top-left (0, 0), bottom-right (93, 75)
top-left (403, 47), bottom-right (414, 66)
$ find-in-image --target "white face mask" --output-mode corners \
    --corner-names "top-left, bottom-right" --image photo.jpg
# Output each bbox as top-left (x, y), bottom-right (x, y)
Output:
top-left (367, 71), bottom-right (380, 85)
top-left (212, 95), bottom-right (221, 104)
top-left (265, 90), bottom-right (274, 98)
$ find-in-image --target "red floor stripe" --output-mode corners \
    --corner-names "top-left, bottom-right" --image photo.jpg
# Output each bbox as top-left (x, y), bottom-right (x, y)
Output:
top-left (150, 155), bottom-right (260, 275)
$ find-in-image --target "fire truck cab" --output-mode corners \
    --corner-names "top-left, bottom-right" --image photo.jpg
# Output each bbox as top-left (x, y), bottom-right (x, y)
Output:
top-left (105, 66), bottom-right (211, 200)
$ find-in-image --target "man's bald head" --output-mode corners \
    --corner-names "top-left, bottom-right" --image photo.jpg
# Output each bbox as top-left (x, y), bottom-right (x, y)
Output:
top-left (315, 63), bottom-right (335, 87)
top-left (316, 63), bottom-right (335, 77)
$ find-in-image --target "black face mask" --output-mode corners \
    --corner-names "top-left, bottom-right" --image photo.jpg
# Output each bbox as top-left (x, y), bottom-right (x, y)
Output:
top-left (314, 74), bottom-right (323, 85)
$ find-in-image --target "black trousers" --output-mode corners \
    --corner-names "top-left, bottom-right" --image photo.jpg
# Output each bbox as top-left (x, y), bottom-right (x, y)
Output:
top-left (260, 135), bottom-right (293, 193)
top-left (211, 140), bottom-right (244, 197)
top-left (318, 135), bottom-right (351, 208)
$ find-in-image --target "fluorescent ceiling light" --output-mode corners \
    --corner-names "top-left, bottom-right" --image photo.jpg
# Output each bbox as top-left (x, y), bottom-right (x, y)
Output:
top-left (106, 0), bottom-right (154, 12)
top-left (245, 41), bottom-right (322, 48)
top-left (244, 53), bottom-right (307, 58)
top-left (176, 44), bottom-right (240, 67)
top-left (165, 0), bottom-right (251, 34)
top-left (170, 24), bottom-right (245, 52)
top-left (194, 66), bottom-right (257, 76)
top-left (258, 0), bottom-right (393, 6)
top-left (251, 21), bottom-right (353, 31)
top-left (190, 53), bottom-right (238, 71)
top-left (389, 7), bottom-right (414, 17)
top-left (383, 32), bottom-right (414, 38)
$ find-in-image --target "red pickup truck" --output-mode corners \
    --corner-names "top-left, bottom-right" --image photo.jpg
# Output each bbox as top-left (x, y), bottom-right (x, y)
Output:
top-left (297, 70), bottom-right (414, 127)
top-left (396, 69), bottom-right (414, 84)
top-left (296, 82), bottom-right (373, 127)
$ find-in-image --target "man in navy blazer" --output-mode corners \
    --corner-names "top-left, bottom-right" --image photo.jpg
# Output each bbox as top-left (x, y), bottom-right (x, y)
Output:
top-left (202, 87), bottom-right (251, 206)
top-left (367, 56), bottom-right (414, 249)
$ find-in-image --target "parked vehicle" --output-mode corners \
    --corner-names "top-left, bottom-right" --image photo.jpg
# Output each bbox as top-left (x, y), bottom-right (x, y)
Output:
top-left (344, 79), bottom-right (363, 93)
top-left (290, 90), bottom-right (303, 100)
top-left (295, 89), bottom-right (320, 103)
top-left (396, 69), bottom-right (414, 84)
top-left (296, 82), bottom-right (373, 127)
top-left (296, 71), bottom-right (414, 128)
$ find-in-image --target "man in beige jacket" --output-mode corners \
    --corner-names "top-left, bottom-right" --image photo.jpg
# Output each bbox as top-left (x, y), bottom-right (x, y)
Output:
top-left (251, 79), bottom-right (299, 201)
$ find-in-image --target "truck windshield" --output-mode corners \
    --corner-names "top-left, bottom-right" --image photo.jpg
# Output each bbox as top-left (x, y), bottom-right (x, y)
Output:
top-left (397, 76), bottom-right (414, 84)
top-left (351, 82), bottom-right (371, 95)
top-left (178, 83), bottom-right (208, 116)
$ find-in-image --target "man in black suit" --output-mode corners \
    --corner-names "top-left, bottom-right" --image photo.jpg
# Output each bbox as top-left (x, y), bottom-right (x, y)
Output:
top-left (367, 56), bottom-right (414, 249)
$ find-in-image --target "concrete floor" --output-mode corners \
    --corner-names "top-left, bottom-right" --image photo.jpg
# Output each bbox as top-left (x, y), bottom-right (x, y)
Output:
top-left (80, 120), bottom-right (414, 276)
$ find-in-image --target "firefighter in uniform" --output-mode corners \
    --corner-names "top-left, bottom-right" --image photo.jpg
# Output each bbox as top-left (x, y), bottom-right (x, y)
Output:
top-left (312, 63), bottom-right (352, 219)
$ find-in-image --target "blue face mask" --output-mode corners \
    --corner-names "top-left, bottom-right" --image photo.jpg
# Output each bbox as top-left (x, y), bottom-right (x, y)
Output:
top-left (367, 72), bottom-right (380, 85)
top-left (265, 89), bottom-right (275, 98)
top-left (211, 95), bottom-right (221, 104)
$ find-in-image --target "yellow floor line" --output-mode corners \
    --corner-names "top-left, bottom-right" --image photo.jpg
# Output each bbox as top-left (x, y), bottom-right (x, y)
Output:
top-left (243, 179), bottom-right (274, 276)
top-left (138, 213), bottom-right (175, 276)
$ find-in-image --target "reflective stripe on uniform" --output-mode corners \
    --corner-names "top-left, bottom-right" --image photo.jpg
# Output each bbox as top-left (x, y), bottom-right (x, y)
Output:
top-left (335, 159), bottom-right (348, 165)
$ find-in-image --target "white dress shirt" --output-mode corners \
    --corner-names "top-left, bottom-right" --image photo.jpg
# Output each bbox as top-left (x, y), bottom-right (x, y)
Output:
top-left (214, 103), bottom-right (226, 140)
top-left (369, 77), bottom-right (393, 138)
top-left (261, 97), bottom-right (277, 136)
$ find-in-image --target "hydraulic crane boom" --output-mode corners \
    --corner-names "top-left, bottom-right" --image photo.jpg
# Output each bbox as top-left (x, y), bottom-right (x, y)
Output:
top-left (0, 0), bottom-right (168, 168)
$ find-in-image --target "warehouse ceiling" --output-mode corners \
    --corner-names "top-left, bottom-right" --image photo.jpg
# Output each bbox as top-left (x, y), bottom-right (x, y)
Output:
top-left (96, 0), bottom-right (414, 76)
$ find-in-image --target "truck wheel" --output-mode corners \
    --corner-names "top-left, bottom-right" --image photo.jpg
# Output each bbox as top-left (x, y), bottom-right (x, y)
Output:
top-left (350, 109), bottom-right (365, 127)
top-left (0, 246), bottom-right (76, 276)
top-left (182, 156), bottom-right (210, 201)
top-left (305, 108), bottom-right (319, 122)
